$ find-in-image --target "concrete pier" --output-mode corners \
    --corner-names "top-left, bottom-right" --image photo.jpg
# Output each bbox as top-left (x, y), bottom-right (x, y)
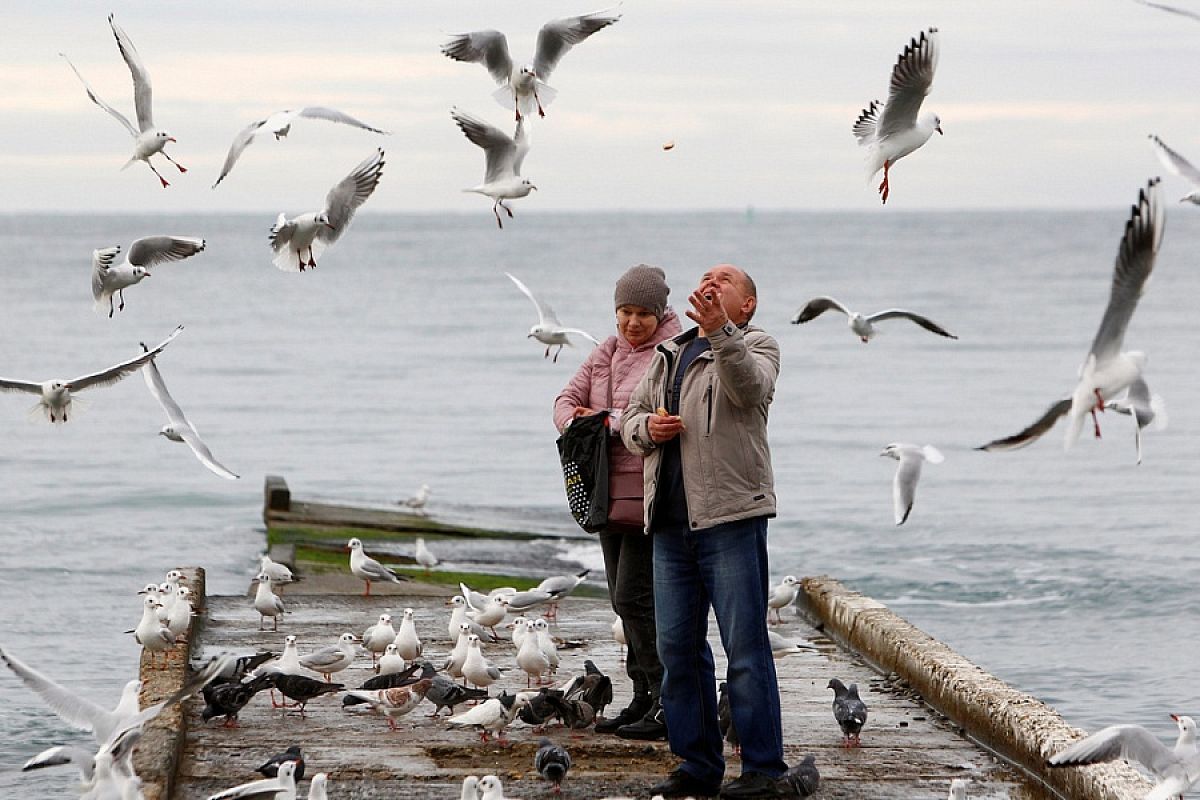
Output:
top-left (128, 564), bottom-right (1147, 799)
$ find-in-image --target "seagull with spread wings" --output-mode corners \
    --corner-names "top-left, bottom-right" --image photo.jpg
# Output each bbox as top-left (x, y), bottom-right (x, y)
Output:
top-left (268, 148), bottom-right (384, 272)
top-left (61, 15), bottom-right (187, 188)
top-left (1148, 134), bottom-right (1200, 204)
top-left (451, 109), bottom-right (535, 229)
top-left (505, 272), bottom-right (599, 361)
top-left (0, 325), bottom-right (182, 423)
top-left (791, 296), bottom-right (957, 343)
top-left (853, 28), bottom-right (942, 204)
top-left (442, 8), bottom-right (621, 121)
top-left (92, 236), bottom-right (206, 317)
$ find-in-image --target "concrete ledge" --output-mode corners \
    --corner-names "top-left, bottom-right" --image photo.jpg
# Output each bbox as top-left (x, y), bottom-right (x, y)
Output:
top-left (798, 576), bottom-right (1152, 800)
top-left (133, 566), bottom-right (205, 800)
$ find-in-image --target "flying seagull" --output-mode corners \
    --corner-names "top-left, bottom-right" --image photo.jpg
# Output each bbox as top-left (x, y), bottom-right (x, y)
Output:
top-left (0, 325), bottom-right (183, 423)
top-left (213, 107), bottom-right (389, 188)
top-left (451, 109), bottom-right (535, 229)
top-left (791, 296), bottom-right (957, 342)
top-left (139, 346), bottom-right (238, 479)
top-left (268, 148), bottom-right (384, 272)
top-left (1148, 134), bottom-right (1200, 204)
top-left (854, 28), bottom-right (942, 204)
top-left (978, 179), bottom-right (1165, 452)
top-left (61, 15), bottom-right (187, 187)
top-left (505, 272), bottom-right (599, 361)
top-left (880, 443), bottom-right (943, 526)
top-left (1047, 714), bottom-right (1198, 800)
top-left (92, 236), bottom-right (206, 317)
top-left (441, 8), bottom-right (622, 121)
top-left (1104, 376), bottom-right (1168, 465)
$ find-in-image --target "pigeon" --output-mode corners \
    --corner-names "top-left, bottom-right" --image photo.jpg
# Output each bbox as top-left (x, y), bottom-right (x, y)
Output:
top-left (268, 148), bottom-right (384, 272)
top-left (0, 325), bottom-right (182, 424)
top-left (267, 673), bottom-right (343, 715)
top-left (208, 759), bottom-right (298, 800)
top-left (342, 678), bottom-right (433, 731)
top-left (213, 107), bottom-right (389, 188)
top-left (778, 754), bottom-right (821, 798)
top-left (255, 746), bottom-right (305, 781)
top-left (298, 633), bottom-right (358, 682)
top-left (1148, 134), bottom-right (1200, 203)
top-left (426, 673), bottom-right (490, 717)
top-left (854, 28), bottom-right (942, 204)
top-left (517, 688), bottom-right (563, 731)
top-left (414, 537), bottom-right (438, 570)
top-left (253, 573), bottom-right (286, 631)
top-left (92, 236), bottom-right (206, 317)
top-left (362, 613), bottom-right (397, 667)
top-left (1047, 714), bottom-right (1198, 799)
top-left (828, 678), bottom-right (868, 747)
top-left (200, 673), bottom-right (274, 727)
top-left (199, 651), bottom-right (274, 685)
top-left (717, 681), bottom-right (739, 754)
top-left (347, 538), bottom-right (409, 596)
top-left (791, 296), bottom-right (957, 343)
top-left (451, 109), bottom-right (535, 229)
top-left (506, 272), bottom-right (599, 361)
top-left (546, 693), bottom-right (595, 734)
top-left (534, 738), bottom-right (572, 794)
top-left (767, 575), bottom-right (801, 624)
top-left (880, 443), bottom-right (944, 526)
top-left (948, 778), bottom-right (969, 799)
top-left (61, 15), bottom-right (188, 188)
top-left (139, 346), bottom-right (238, 480)
top-left (1104, 376), bottom-right (1168, 464)
top-left (448, 692), bottom-right (530, 744)
top-left (441, 9), bottom-right (621, 121)
top-left (562, 659), bottom-right (613, 717)
top-left (978, 179), bottom-right (1165, 452)
top-left (342, 661), bottom-right (435, 706)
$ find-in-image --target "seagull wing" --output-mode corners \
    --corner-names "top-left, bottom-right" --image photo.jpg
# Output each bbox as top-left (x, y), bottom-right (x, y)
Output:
top-left (104, 655), bottom-right (232, 751)
top-left (92, 247), bottom-right (122, 301)
top-left (560, 328), bottom-right (601, 346)
top-left (867, 309), bottom-right (957, 338)
top-left (1048, 724), bottom-right (1178, 778)
top-left (1088, 178), bottom-right (1164, 365)
top-left (892, 452), bottom-right (924, 525)
top-left (976, 398), bottom-right (1071, 452)
top-left (60, 53), bottom-right (137, 137)
top-left (0, 377), bottom-right (44, 395)
top-left (534, 8), bottom-right (622, 83)
top-left (441, 30), bottom-right (513, 86)
top-left (127, 236), bottom-right (206, 269)
top-left (108, 15), bottom-right (154, 132)
top-left (458, 582), bottom-right (494, 613)
top-left (213, 118), bottom-right (269, 188)
top-left (21, 745), bottom-right (96, 779)
top-left (1135, 0), bottom-right (1200, 22)
top-left (297, 106), bottom-right (390, 134)
top-left (1148, 134), bottom-right (1200, 187)
top-left (451, 108), bottom-right (517, 184)
top-left (877, 28), bottom-right (938, 139)
top-left (0, 645), bottom-right (118, 741)
top-left (320, 148), bottom-right (385, 243)
top-left (511, 116), bottom-right (531, 176)
top-left (792, 296), bottom-right (851, 325)
top-left (142, 357), bottom-right (239, 480)
top-left (505, 272), bottom-right (555, 326)
top-left (67, 325), bottom-right (183, 392)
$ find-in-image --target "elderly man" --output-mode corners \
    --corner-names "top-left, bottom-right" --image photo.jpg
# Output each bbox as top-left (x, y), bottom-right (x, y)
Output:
top-left (620, 264), bottom-right (787, 799)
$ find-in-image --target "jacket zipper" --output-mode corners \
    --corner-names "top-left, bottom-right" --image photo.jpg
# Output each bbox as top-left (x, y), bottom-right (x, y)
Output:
top-left (705, 383), bottom-right (713, 435)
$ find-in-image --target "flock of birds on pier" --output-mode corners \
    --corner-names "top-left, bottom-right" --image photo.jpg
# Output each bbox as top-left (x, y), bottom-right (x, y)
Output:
top-left (2, 2), bottom-right (1199, 799)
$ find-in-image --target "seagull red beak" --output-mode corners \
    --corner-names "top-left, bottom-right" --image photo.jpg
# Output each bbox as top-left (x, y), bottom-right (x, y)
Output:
top-left (935, 125), bottom-right (944, 136)
top-left (167, 137), bottom-right (177, 143)
top-left (1171, 713), bottom-right (1181, 722)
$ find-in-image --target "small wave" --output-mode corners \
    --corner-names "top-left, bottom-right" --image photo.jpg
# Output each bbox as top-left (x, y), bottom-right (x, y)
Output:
top-left (887, 591), bottom-right (1067, 609)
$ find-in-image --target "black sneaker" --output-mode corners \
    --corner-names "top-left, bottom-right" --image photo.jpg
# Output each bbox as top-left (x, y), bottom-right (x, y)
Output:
top-left (595, 694), bottom-right (652, 734)
top-left (720, 771), bottom-right (788, 799)
top-left (615, 697), bottom-right (667, 740)
top-left (650, 768), bottom-right (722, 798)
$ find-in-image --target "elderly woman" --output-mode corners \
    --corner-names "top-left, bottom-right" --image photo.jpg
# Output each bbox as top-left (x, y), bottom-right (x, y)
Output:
top-left (554, 264), bottom-right (680, 740)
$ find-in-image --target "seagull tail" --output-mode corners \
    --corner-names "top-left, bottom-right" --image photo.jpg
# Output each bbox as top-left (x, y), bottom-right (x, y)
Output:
top-left (1150, 394), bottom-right (1169, 431)
top-left (120, 156), bottom-right (138, 172)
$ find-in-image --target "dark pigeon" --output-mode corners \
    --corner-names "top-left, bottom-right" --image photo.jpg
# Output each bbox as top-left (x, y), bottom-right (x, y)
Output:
top-left (547, 693), bottom-right (595, 734)
top-left (776, 754), bottom-right (820, 797)
top-left (424, 673), bottom-right (489, 716)
top-left (534, 737), bottom-right (572, 794)
top-left (342, 661), bottom-right (436, 706)
top-left (201, 673), bottom-right (274, 727)
top-left (255, 745), bottom-right (305, 781)
top-left (717, 681), bottom-right (740, 753)
top-left (828, 678), bottom-right (868, 747)
top-left (519, 688), bottom-right (565, 730)
top-left (563, 660), bottom-right (613, 717)
top-left (269, 673), bottom-right (343, 713)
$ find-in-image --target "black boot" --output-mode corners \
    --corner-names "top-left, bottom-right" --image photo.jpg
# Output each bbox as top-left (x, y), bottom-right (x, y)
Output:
top-left (616, 696), bottom-right (667, 740)
top-left (595, 692), bottom-right (653, 734)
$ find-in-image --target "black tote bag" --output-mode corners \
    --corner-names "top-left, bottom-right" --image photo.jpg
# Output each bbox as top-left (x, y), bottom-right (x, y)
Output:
top-left (556, 410), bottom-right (610, 533)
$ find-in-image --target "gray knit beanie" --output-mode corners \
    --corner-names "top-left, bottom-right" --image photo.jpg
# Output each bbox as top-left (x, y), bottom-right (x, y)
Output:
top-left (614, 264), bottom-right (669, 319)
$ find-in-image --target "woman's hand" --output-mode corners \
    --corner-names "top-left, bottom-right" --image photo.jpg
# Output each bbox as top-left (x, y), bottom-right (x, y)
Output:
top-left (573, 406), bottom-right (598, 418)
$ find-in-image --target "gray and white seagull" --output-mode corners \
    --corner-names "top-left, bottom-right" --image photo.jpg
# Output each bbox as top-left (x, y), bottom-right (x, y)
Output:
top-left (452, 109), bottom-right (535, 229)
top-left (441, 8), bottom-right (622, 121)
top-left (213, 107), bottom-right (389, 188)
top-left (880, 443), bottom-right (943, 526)
top-left (791, 296), bottom-right (957, 343)
top-left (1047, 713), bottom-right (1198, 800)
top-left (61, 15), bottom-right (187, 188)
top-left (92, 236), bottom-right (206, 317)
top-left (0, 325), bottom-right (183, 424)
top-left (268, 148), bottom-right (384, 272)
top-left (505, 272), bottom-right (599, 361)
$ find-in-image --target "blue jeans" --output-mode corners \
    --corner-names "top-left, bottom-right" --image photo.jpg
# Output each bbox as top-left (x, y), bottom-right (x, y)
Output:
top-left (653, 517), bottom-right (787, 784)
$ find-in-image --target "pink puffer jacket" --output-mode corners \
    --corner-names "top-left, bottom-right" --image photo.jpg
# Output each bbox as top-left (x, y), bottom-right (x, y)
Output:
top-left (554, 309), bottom-right (682, 523)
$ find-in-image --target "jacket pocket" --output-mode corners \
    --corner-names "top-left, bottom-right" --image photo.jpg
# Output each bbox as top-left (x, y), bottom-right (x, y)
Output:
top-left (704, 382), bottom-right (714, 435)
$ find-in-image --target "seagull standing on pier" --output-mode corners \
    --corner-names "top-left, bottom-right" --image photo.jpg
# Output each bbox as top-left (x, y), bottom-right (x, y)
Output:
top-left (253, 573), bottom-right (286, 631)
top-left (393, 608), bottom-right (423, 661)
top-left (347, 538), bottom-right (409, 596)
top-left (207, 759), bottom-right (298, 800)
top-left (362, 613), bottom-right (396, 668)
top-left (298, 633), bottom-right (359, 682)
top-left (767, 575), bottom-right (801, 624)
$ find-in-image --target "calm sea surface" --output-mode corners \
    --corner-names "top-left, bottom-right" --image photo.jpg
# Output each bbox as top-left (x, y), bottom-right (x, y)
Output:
top-left (1, 209), bottom-right (1197, 794)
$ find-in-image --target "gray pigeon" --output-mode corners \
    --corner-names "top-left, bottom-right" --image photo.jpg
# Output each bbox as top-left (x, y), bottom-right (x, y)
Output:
top-left (563, 659), bottom-right (613, 717)
top-left (828, 678), bottom-right (868, 747)
top-left (424, 673), bottom-right (489, 716)
top-left (717, 681), bottom-right (740, 753)
top-left (776, 754), bottom-right (820, 797)
top-left (534, 737), bottom-right (572, 794)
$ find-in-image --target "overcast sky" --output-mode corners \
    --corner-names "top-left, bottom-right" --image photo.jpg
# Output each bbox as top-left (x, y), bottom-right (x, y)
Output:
top-left (2, 1), bottom-right (1196, 213)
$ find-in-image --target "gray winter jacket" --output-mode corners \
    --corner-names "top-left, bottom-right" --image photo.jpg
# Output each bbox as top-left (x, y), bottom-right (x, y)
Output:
top-left (620, 321), bottom-right (779, 532)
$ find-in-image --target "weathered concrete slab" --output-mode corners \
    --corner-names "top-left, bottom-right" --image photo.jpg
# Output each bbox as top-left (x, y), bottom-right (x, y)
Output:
top-left (164, 572), bottom-right (1051, 799)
